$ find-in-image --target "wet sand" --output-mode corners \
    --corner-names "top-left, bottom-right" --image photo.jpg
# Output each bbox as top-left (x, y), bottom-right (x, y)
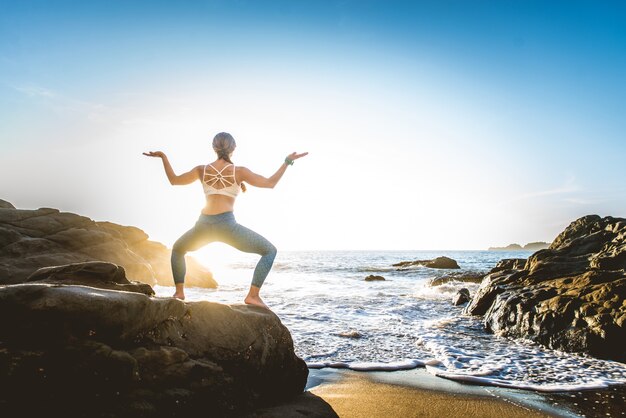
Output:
top-left (251, 368), bottom-right (572, 417)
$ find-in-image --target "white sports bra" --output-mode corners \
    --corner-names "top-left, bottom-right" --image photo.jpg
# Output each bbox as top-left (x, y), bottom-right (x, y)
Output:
top-left (201, 163), bottom-right (240, 198)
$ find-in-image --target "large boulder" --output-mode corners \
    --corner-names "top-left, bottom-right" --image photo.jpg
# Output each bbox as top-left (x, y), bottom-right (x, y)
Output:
top-left (393, 256), bottom-right (460, 269)
top-left (0, 282), bottom-right (308, 417)
top-left (465, 215), bottom-right (626, 362)
top-left (0, 201), bottom-right (216, 288)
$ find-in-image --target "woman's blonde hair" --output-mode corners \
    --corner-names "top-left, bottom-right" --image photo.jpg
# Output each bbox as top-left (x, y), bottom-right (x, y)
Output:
top-left (212, 132), bottom-right (246, 192)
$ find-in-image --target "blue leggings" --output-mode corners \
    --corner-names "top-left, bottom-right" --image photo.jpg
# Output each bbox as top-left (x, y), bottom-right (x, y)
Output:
top-left (171, 212), bottom-right (277, 288)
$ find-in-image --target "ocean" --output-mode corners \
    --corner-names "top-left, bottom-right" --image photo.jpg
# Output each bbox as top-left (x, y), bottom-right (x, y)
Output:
top-left (153, 250), bottom-right (626, 393)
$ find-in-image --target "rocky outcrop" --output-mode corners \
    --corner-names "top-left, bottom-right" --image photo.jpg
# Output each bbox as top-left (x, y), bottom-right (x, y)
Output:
top-left (26, 261), bottom-right (155, 295)
top-left (0, 271), bottom-right (308, 416)
top-left (429, 271), bottom-right (485, 286)
top-left (393, 256), bottom-right (460, 270)
top-left (364, 275), bottom-right (386, 281)
top-left (0, 201), bottom-right (216, 288)
top-left (453, 288), bottom-right (470, 306)
top-left (466, 215), bottom-right (626, 362)
top-left (490, 258), bottom-right (527, 273)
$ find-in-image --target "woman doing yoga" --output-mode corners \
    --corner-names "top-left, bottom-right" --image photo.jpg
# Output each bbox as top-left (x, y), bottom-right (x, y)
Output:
top-left (144, 132), bottom-right (308, 309)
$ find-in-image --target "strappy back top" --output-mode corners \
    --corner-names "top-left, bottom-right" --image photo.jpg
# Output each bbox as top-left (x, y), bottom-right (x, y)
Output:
top-left (201, 163), bottom-right (240, 198)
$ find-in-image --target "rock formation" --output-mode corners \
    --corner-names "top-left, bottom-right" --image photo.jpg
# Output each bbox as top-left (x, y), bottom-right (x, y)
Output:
top-left (393, 256), bottom-right (460, 270)
top-left (364, 275), bottom-right (386, 281)
top-left (429, 271), bottom-right (485, 286)
top-left (0, 264), bottom-right (307, 417)
top-left (453, 288), bottom-right (471, 306)
top-left (466, 215), bottom-right (626, 362)
top-left (0, 201), bottom-right (216, 288)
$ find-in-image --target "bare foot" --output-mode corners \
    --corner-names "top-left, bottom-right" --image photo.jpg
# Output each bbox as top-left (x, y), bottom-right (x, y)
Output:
top-left (244, 295), bottom-right (269, 310)
top-left (172, 291), bottom-right (185, 300)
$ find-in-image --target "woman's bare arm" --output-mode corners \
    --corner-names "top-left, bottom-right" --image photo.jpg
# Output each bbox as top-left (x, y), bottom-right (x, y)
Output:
top-left (238, 152), bottom-right (308, 189)
top-left (143, 151), bottom-right (201, 185)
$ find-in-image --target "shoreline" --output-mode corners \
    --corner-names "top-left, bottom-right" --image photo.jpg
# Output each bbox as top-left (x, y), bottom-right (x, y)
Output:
top-left (252, 368), bottom-right (626, 417)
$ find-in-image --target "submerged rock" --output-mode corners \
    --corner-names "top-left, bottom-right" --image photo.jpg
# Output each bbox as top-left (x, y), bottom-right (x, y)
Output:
top-left (393, 256), bottom-right (460, 270)
top-left (429, 271), bottom-right (485, 286)
top-left (466, 215), bottom-right (626, 362)
top-left (364, 275), bottom-right (386, 281)
top-left (0, 279), bottom-right (307, 416)
top-left (453, 288), bottom-right (471, 306)
top-left (0, 201), bottom-right (215, 288)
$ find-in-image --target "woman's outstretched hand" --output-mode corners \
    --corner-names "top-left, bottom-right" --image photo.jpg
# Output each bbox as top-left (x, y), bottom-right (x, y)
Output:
top-left (143, 151), bottom-right (166, 158)
top-left (287, 151), bottom-right (309, 161)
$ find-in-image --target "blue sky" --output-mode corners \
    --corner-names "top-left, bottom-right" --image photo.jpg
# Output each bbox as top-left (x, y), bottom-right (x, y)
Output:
top-left (1, 1), bottom-right (625, 250)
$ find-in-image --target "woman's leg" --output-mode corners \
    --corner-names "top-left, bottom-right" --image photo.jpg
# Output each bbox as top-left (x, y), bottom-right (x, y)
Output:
top-left (218, 221), bottom-right (277, 308)
top-left (170, 220), bottom-right (216, 299)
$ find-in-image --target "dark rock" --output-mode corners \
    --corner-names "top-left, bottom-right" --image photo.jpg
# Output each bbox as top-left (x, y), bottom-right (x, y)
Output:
top-left (0, 203), bottom-right (216, 288)
top-left (429, 271), bottom-right (485, 286)
top-left (393, 256), bottom-right (460, 270)
top-left (490, 258), bottom-right (527, 273)
top-left (0, 283), bottom-right (307, 417)
top-left (338, 330), bottom-right (362, 339)
top-left (364, 275), bottom-right (386, 281)
top-left (26, 261), bottom-right (155, 296)
top-left (466, 215), bottom-right (626, 362)
top-left (453, 288), bottom-right (471, 306)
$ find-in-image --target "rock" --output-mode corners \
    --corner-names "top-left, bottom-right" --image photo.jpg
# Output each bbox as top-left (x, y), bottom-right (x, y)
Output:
top-left (0, 199), bottom-right (15, 209)
top-left (0, 203), bottom-right (216, 288)
top-left (26, 261), bottom-right (155, 296)
top-left (453, 288), bottom-right (470, 306)
top-left (466, 215), bottom-right (626, 362)
top-left (338, 330), bottom-right (362, 339)
top-left (490, 258), bottom-right (527, 273)
top-left (364, 275), bottom-right (386, 281)
top-left (429, 271), bottom-right (485, 286)
top-left (392, 256), bottom-right (460, 270)
top-left (0, 282), bottom-right (308, 417)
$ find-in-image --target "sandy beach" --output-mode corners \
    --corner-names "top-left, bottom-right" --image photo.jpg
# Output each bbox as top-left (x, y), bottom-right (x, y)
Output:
top-left (252, 368), bottom-right (626, 418)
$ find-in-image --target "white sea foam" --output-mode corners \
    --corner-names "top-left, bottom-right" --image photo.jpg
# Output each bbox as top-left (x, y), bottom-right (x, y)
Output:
top-left (154, 249), bottom-right (626, 392)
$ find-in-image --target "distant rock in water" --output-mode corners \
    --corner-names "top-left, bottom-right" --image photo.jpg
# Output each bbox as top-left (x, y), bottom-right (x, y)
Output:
top-left (393, 256), bottom-right (460, 270)
top-left (0, 200), bottom-right (216, 288)
top-left (488, 243), bottom-right (523, 251)
top-left (488, 242), bottom-right (551, 251)
top-left (466, 215), bottom-right (626, 362)
top-left (452, 288), bottom-right (470, 306)
top-left (364, 274), bottom-right (386, 281)
top-left (429, 271), bottom-right (485, 286)
top-left (0, 273), bottom-right (308, 416)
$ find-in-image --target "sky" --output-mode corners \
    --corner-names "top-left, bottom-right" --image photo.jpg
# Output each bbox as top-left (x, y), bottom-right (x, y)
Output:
top-left (1, 0), bottom-right (625, 252)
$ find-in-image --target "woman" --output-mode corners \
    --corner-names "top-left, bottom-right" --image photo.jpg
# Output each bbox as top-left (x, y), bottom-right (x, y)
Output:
top-left (143, 132), bottom-right (308, 308)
